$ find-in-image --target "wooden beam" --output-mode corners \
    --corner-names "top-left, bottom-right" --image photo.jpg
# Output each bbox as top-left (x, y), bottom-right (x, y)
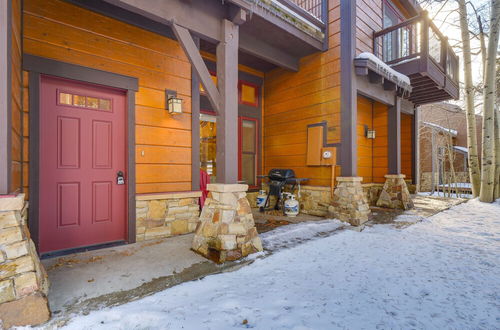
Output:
top-left (172, 23), bottom-right (220, 114)
top-left (388, 96), bottom-right (401, 174)
top-left (368, 71), bottom-right (383, 84)
top-left (0, 0), bottom-right (12, 194)
top-left (216, 19), bottom-right (239, 184)
top-left (339, 0), bottom-right (357, 177)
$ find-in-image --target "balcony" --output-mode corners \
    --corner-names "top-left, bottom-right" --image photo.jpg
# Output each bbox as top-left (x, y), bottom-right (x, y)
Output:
top-left (373, 12), bottom-right (459, 105)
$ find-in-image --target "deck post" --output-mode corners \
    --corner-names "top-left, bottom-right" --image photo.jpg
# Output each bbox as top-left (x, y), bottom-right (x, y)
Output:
top-left (0, 0), bottom-right (12, 194)
top-left (388, 95), bottom-right (401, 174)
top-left (412, 106), bottom-right (420, 185)
top-left (216, 19), bottom-right (239, 184)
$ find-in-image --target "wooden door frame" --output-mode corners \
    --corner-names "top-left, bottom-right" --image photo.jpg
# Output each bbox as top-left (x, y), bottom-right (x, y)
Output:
top-left (23, 55), bottom-right (138, 252)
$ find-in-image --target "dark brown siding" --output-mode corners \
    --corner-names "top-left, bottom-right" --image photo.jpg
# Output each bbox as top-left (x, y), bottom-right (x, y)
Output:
top-left (401, 113), bottom-right (412, 179)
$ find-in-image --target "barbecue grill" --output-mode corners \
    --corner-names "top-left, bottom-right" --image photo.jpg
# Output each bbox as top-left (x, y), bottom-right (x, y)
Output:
top-left (258, 169), bottom-right (308, 213)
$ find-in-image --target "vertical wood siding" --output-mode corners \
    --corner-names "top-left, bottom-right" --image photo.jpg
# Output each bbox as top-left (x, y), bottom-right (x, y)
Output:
top-left (22, 0), bottom-right (193, 194)
top-left (262, 0), bottom-right (341, 187)
top-left (11, 0), bottom-right (22, 192)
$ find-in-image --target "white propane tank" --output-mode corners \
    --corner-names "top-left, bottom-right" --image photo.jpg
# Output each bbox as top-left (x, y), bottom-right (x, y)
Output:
top-left (284, 194), bottom-right (299, 217)
top-left (256, 190), bottom-right (267, 208)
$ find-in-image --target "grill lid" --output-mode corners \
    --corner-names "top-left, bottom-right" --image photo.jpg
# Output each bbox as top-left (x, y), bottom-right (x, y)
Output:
top-left (268, 169), bottom-right (296, 181)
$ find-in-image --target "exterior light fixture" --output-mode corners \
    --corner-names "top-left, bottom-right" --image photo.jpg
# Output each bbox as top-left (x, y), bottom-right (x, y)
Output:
top-left (364, 125), bottom-right (376, 139)
top-left (166, 89), bottom-right (182, 114)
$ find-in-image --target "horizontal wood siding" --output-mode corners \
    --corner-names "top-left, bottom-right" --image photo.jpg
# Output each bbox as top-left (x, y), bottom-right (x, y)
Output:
top-left (23, 0), bottom-right (193, 194)
top-left (263, 0), bottom-right (341, 187)
top-left (401, 113), bottom-right (413, 180)
top-left (11, 0), bottom-right (22, 193)
top-left (357, 95), bottom-right (373, 182)
top-left (373, 101), bottom-right (388, 182)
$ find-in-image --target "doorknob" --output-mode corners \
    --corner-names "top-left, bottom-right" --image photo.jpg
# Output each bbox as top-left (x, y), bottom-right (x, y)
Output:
top-left (117, 171), bottom-right (125, 185)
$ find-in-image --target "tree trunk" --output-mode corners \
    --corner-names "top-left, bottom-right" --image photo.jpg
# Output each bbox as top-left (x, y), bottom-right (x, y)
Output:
top-left (494, 107), bottom-right (500, 199)
top-left (458, 0), bottom-right (481, 197)
top-left (479, 0), bottom-right (500, 202)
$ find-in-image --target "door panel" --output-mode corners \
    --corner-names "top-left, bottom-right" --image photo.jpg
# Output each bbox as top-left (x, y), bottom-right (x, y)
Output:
top-left (39, 75), bottom-right (127, 253)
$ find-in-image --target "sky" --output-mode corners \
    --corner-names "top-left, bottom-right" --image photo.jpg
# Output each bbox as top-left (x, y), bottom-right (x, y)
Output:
top-left (422, 0), bottom-right (492, 111)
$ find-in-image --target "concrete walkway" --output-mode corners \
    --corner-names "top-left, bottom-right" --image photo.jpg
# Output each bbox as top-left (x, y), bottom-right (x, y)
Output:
top-left (42, 234), bottom-right (225, 318)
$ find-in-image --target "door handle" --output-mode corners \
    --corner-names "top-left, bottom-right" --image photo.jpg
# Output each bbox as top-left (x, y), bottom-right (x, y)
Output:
top-left (117, 171), bottom-right (125, 185)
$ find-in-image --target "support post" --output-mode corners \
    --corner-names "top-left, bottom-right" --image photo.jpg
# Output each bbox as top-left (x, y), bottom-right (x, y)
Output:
top-left (0, 0), bottom-right (12, 194)
top-left (412, 106), bottom-right (419, 185)
top-left (340, 0), bottom-right (357, 176)
top-left (216, 19), bottom-right (239, 184)
top-left (388, 96), bottom-right (401, 174)
top-left (191, 37), bottom-right (201, 191)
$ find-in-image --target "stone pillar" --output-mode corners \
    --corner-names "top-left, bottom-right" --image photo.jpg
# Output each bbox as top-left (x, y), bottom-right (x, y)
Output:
top-left (376, 174), bottom-right (414, 210)
top-left (329, 177), bottom-right (370, 226)
top-left (0, 194), bottom-right (50, 328)
top-left (192, 184), bottom-right (263, 263)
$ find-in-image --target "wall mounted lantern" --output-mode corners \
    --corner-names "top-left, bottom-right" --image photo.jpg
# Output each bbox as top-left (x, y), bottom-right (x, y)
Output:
top-left (364, 125), bottom-right (376, 139)
top-left (166, 89), bottom-right (182, 114)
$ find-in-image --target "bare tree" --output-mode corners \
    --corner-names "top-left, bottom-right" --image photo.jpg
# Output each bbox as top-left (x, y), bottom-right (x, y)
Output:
top-left (458, 0), bottom-right (481, 197)
top-left (479, 0), bottom-right (500, 202)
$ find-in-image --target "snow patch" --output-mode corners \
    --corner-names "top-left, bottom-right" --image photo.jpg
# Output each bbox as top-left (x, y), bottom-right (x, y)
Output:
top-left (356, 52), bottom-right (411, 86)
top-left (422, 121), bottom-right (458, 136)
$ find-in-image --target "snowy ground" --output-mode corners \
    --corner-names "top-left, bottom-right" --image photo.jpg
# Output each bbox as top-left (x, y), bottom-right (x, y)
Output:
top-left (42, 199), bottom-right (499, 330)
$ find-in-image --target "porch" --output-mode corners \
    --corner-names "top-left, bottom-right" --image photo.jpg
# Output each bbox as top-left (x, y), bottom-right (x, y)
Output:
top-left (40, 193), bottom-right (463, 326)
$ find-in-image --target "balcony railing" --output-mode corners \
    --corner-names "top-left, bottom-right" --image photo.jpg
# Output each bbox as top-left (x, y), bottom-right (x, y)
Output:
top-left (373, 12), bottom-right (459, 85)
top-left (264, 0), bottom-right (327, 29)
top-left (372, 12), bottom-right (459, 104)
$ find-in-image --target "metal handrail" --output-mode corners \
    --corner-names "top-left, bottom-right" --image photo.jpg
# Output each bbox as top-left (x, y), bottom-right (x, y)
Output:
top-left (373, 12), bottom-right (459, 84)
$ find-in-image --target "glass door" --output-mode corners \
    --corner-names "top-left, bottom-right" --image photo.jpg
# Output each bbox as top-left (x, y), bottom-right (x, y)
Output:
top-left (239, 117), bottom-right (258, 188)
top-left (200, 113), bottom-right (217, 182)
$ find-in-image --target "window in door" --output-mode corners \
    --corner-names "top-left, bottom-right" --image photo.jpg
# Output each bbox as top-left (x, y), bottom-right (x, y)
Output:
top-left (200, 113), bottom-right (217, 182)
top-left (239, 117), bottom-right (258, 187)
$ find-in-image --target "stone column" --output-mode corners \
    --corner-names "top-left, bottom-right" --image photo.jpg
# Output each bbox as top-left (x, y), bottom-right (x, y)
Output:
top-left (0, 194), bottom-right (50, 328)
top-left (192, 184), bottom-right (263, 263)
top-left (376, 174), bottom-right (414, 210)
top-left (329, 177), bottom-right (370, 226)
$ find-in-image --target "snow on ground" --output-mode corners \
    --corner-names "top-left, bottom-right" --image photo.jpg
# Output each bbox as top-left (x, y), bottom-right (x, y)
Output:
top-left (51, 199), bottom-right (499, 330)
top-left (419, 191), bottom-right (472, 198)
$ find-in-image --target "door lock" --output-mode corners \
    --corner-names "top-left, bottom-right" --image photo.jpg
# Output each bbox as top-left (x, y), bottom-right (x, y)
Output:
top-left (117, 171), bottom-right (125, 185)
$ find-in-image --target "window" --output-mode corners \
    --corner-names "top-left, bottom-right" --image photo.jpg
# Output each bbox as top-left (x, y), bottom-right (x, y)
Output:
top-left (382, 0), bottom-right (410, 63)
top-left (238, 81), bottom-right (259, 107)
top-left (58, 90), bottom-right (112, 111)
top-left (239, 117), bottom-right (258, 187)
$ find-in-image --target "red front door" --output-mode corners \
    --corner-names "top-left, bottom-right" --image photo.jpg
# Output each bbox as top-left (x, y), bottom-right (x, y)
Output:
top-left (39, 75), bottom-right (127, 253)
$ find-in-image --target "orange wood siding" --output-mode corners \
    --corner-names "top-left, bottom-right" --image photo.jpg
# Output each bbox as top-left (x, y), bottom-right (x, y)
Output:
top-left (23, 0), bottom-right (193, 194)
top-left (11, 0), bottom-right (22, 192)
top-left (357, 95), bottom-right (373, 182)
top-left (401, 113), bottom-right (413, 180)
top-left (262, 0), bottom-right (341, 187)
top-left (372, 101), bottom-right (388, 183)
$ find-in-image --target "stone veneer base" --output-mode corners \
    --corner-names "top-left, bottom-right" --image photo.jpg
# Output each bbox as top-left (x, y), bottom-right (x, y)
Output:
top-left (192, 184), bottom-right (263, 263)
top-left (329, 177), bottom-right (371, 226)
top-left (376, 174), bottom-right (414, 210)
top-left (0, 194), bottom-right (50, 328)
top-left (136, 191), bottom-right (202, 242)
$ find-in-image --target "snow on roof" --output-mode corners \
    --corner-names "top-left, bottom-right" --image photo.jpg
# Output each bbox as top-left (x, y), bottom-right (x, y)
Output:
top-left (356, 52), bottom-right (411, 86)
top-left (453, 146), bottom-right (468, 154)
top-left (422, 121), bottom-right (458, 136)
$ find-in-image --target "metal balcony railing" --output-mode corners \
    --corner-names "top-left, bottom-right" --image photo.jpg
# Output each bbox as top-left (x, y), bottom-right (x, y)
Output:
top-left (373, 12), bottom-right (459, 85)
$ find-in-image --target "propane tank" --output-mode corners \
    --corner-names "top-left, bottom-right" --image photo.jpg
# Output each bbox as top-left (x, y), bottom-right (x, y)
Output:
top-left (256, 189), bottom-right (267, 208)
top-left (284, 194), bottom-right (299, 217)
